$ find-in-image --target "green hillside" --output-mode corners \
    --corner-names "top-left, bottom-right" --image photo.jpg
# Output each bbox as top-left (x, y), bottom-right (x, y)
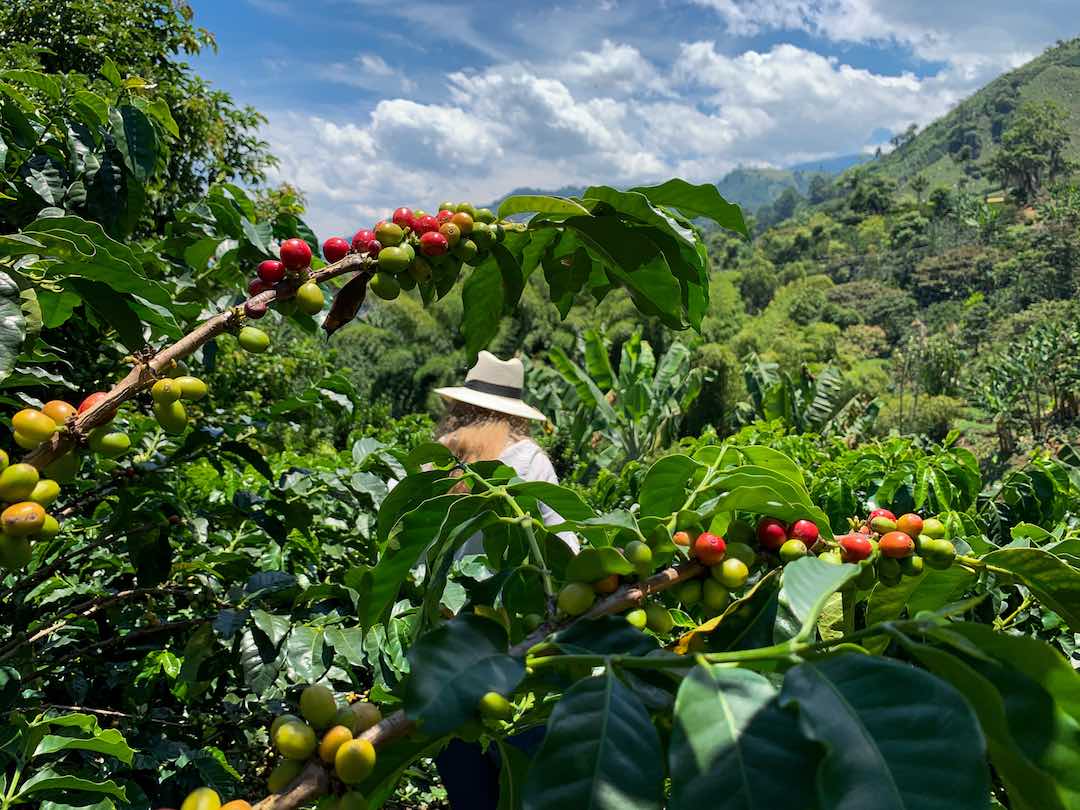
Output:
top-left (870, 36), bottom-right (1080, 192)
top-left (715, 167), bottom-right (810, 212)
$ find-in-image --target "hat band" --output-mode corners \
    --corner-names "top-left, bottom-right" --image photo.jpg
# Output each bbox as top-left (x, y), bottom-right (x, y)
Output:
top-left (465, 379), bottom-right (523, 399)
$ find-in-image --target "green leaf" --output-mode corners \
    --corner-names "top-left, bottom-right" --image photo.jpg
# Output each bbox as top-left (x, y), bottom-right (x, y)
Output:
top-left (376, 470), bottom-right (457, 543)
top-left (549, 346), bottom-right (618, 424)
top-left (674, 570), bottom-right (781, 654)
top-left (0, 70), bottom-right (60, 100)
top-left (563, 216), bottom-right (684, 328)
top-left (145, 98), bottom-right (180, 138)
top-left (698, 467), bottom-right (832, 540)
top-left (669, 666), bottom-right (817, 810)
top-left (583, 186), bottom-right (697, 247)
top-left (34, 728), bottom-right (134, 765)
top-left (581, 328), bottom-right (614, 390)
top-left (36, 289), bottom-right (81, 328)
top-left (462, 263), bottom-right (503, 355)
top-left (497, 739), bottom-right (532, 810)
top-left (980, 548), bottom-right (1080, 630)
top-left (40, 800), bottom-right (115, 810)
top-left (109, 106), bottom-right (156, 183)
top-left (950, 623), bottom-right (1080, 724)
top-left (363, 494), bottom-right (487, 629)
top-left (285, 625), bottom-right (330, 682)
top-left (491, 241), bottom-right (525, 313)
top-left (780, 654), bottom-right (990, 810)
top-left (773, 557), bottom-right (861, 643)
top-left (71, 90), bottom-right (109, 128)
top-left (896, 629), bottom-right (1078, 810)
top-left (564, 547), bottom-right (634, 583)
top-left (628, 178), bottom-right (748, 238)
top-left (16, 768), bottom-right (127, 801)
top-left (523, 670), bottom-right (664, 810)
top-left (639, 455), bottom-right (700, 518)
top-left (499, 195), bottom-right (591, 219)
top-left (0, 272), bottom-right (26, 383)
top-left (506, 481), bottom-right (594, 522)
top-left (552, 616), bottom-right (658, 657)
top-left (65, 278), bottom-right (145, 351)
top-left (863, 567), bottom-right (976, 654)
top-left (726, 445), bottom-right (806, 487)
top-left (100, 58), bottom-right (122, 87)
top-left (403, 615), bottom-right (524, 736)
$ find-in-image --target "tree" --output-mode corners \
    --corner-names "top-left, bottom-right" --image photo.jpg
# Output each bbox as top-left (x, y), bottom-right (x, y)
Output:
top-left (840, 169), bottom-right (896, 216)
top-left (992, 100), bottom-right (1074, 202)
top-left (910, 173), bottom-right (930, 204)
top-left (0, 0), bottom-right (277, 232)
top-left (807, 173), bottom-right (833, 204)
top-left (3, 18), bottom-right (1080, 809)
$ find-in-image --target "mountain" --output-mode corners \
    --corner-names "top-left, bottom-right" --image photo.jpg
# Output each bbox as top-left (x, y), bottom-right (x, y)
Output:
top-left (867, 37), bottom-right (1080, 191)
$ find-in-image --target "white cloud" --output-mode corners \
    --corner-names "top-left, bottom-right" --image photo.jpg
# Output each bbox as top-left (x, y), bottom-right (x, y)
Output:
top-left (317, 53), bottom-right (418, 93)
top-left (266, 40), bottom-right (952, 236)
top-left (262, 0), bottom-right (1072, 239)
top-left (692, 0), bottom-right (1072, 85)
top-left (673, 41), bottom-right (959, 159)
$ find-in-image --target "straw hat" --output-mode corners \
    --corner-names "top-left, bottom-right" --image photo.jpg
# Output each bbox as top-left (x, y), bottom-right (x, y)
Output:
top-left (434, 351), bottom-right (548, 422)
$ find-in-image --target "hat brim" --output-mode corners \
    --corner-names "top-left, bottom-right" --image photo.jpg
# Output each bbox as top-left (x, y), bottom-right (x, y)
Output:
top-left (434, 386), bottom-right (549, 422)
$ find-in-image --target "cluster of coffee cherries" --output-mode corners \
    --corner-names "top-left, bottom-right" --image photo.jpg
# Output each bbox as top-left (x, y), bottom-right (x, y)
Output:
top-left (551, 506), bottom-right (958, 635)
top-left (832, 508), bottom-right (957, 587)
top-left (264, 684), bottom-right (381, 806)
top-left (241, 237), bottom-right (327, 351)
top-left (325, 202), bottom-right (504, 301)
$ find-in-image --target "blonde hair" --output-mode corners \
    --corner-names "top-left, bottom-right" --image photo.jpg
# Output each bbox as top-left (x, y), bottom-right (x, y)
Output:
top-left (436, 401), bottom-right (532, 464)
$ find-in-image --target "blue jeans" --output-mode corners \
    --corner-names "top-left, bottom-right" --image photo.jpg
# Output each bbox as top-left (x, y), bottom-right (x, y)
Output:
top-left (434, 726), bottom-right (546, 809)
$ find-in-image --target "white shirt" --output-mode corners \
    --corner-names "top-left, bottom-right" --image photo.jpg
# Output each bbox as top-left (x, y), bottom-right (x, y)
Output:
top-left (388, 438), bottom-right (580, 561)
top-left (497, 439), bottom-right (580, 554)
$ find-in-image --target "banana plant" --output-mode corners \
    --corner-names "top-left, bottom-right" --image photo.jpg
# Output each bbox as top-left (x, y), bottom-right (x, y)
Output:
top-left (736, 353), bottom-right (877, 438)
top-left (548, 329), bottom-right (704, 472)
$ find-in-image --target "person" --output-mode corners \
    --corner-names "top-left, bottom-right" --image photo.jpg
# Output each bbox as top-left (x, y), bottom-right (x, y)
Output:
top-left (432, 350), bottom-right (578, 556)
top-left (430, 351), bottom-right (575, 808)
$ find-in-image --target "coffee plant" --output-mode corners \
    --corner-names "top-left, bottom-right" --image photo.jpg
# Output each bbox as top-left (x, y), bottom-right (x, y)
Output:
top-left (1, 118), bottom-right (1079, 808)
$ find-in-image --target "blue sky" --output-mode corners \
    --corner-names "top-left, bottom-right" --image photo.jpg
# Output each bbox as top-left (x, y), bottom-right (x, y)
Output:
top-left (189, 0), bottom-right (1079, 239)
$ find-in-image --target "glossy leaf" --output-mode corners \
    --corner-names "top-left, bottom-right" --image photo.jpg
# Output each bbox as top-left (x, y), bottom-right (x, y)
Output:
top-left (780, 654), bottom-right (990, 810)
top-left (16, 768), bottom-right (127, 800)
top-left (629, 178), bottom-right (749, 237)
top-left (34, 728), bottom-right (134, 765)
top-left (980, 548), bottom-right (1080, 629)
top-left (897, 629), bottom-right (1079, 810)
top-left (499, 195), bottom-right (591, 219)
top-left (462, 262), bottom-right (504, 355)
top-left (523, 670), bottom-right (664, 810)
top-left (553, 615), bottom-right (658, 657)
top-left (639, 455), bottom-right (700, 518)
top-left (863, 566), bottom-right (975, 654)
top-left (403, 615), bottom-right (524, 736)
top-left (773, 556), bottom-right (861, 643)
top-left (109, 105), bottom-right (156, 182)
top-left (0, 271), bottom-right (26, 383)
top-left (669, 666), bottom-right (818, 810)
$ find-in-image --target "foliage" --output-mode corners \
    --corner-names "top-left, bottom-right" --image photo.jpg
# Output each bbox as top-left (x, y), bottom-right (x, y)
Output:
top-left (0, 6), bottom-right (1079, 809)
top-left (992, 100), bottom-right (1074, 202)
top-left (544, 329), bottom-right (705, 477)
top-left (735, 353), bottom-right (878, 440)
top-left (0, 0), bottom-right (277, 229)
